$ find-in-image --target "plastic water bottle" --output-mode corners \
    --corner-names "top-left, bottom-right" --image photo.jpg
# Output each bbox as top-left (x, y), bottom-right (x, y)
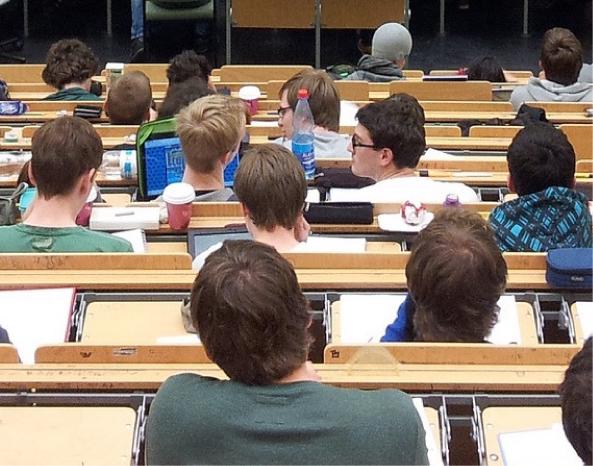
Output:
top-left (291, 88), bottom-right (316, 180)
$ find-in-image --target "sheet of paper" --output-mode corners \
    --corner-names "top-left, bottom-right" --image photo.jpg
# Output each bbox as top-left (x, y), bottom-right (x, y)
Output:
top-left (575, 301), bottom-right (593, 339)
top-left (412, 398), bottom-right (444, 466)
top-left (422, 147), bottom-right (457, 160)
top-left (293, 236), bottom-right (367, 254)
top-left (112, 229), bottom-right (146, 253)
top-left (0, 288), bottom-right (75, 364)
top-left (499, 423), bottom-right (582, 466)
top-left (486, 295), bottom-right (521, 345)
top-left (305, 189), bottom-right (320, 203)
top-left (378, 212), bottom-right (434, 233)
top-left (338, 294), bottom-right (519, 344)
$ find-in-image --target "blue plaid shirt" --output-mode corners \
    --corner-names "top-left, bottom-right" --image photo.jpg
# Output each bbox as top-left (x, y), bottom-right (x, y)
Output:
top-left (489, 187), bottom-right (592, 252)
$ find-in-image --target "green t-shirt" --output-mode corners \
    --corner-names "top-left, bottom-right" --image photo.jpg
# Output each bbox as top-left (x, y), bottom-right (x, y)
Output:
top-left (42, 88), bottom-right (102, 101)
top-left (146, 373), bottom-right (429, 465)
top-left (0, 224), bottom-right (133, 252)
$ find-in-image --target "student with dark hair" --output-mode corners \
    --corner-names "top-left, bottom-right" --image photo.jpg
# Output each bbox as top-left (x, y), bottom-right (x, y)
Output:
top-left (105, 71), bottom-right (153, 125)
top-left (489, 123), bottom-right (592, 252)
top-left (331, 94), bottom-right (478, 203)
top-left (0, 117), bottom-right (131, 252)
top-left (559, 337), bottom-right (592, 465)
top-left (276, 69), bottom-right (350, 157)
top-left (511, 28), bottom-right (592, 109)
top-left (147, 240), bottom-right (429, 465)
top-left (42, 39), bottom-right (100, 101)
top-left (467, 56), bottom-right (506, 82)
top-left (157, 77), bottom-right (211, 120)
top-left (382, 209), bottom-right (507, 342)
top-left (166, 50), bottom-right (213, 89)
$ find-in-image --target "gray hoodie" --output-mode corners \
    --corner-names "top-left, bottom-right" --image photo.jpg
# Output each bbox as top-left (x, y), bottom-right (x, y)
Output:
top-left (344, 55), bottom-right (404, 83)
top-left (275, 131), bottom-right (351, 158)
top-left (510, 77), bottom-right (593, 110)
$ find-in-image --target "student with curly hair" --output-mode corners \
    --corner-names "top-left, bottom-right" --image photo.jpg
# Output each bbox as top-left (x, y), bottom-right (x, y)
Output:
top-left (42, 39), bottom-right (100, 101)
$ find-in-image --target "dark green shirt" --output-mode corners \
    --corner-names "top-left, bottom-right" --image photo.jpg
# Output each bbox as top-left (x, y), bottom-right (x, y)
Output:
top-left (43, 87), bottom-right (101, 101)
top-left (0, 224), bottom-right (132, 252)
top-left (146, 373), bottom-right (429, 465)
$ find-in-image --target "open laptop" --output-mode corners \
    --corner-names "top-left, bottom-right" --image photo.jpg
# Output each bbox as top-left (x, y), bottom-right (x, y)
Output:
top-left (187, 226), bottom-right (251, 259)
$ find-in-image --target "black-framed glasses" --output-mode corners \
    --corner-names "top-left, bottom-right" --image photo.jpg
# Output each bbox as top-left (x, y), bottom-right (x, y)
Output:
top-left (351, 133), bottom-right (378, 150)
top-left (277, 106), bottom-right (292, 117)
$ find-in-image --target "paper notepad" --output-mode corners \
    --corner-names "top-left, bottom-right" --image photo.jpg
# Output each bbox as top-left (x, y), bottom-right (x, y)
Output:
top-left (575, 301), bottom-right (593, 339)
top-left (89, 207), bottom-right (160, 231)
top-left (292, 236), bottom-right (367, 253)
top-left (412, 398), bottom-right (444, 466)
top-left (0, 288), bottom-right (75, 364)
top-left (112, 229), bottom-right (147, 253)
top-left (337, 294), bottom-right (521, 344)
top-left (499, 423), bottom-right (582, 466)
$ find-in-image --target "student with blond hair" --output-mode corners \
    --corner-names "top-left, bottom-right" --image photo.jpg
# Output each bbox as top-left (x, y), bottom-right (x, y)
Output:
top-left (276, 69), bottom-right (350, 157)
top-left (176, 94), bottom-right (246, 201)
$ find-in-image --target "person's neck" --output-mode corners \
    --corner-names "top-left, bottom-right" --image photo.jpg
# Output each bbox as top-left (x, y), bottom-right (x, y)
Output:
top-left (24, 195), bottom-right (82, 228)
top-left (276, 361), bottom-right (320, 384)
top-left (62, 81), bottom-right (89, 92)
top-left (182, 168), bottom-right (224, 192)
top-left (251, 225), bottom-right (300, 251)
top-left (376, 166), bottom-right (416, 182)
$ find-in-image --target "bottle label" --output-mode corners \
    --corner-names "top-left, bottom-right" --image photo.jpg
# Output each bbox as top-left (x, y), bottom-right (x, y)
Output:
top-left (292, 141), bottom-right (316, 179)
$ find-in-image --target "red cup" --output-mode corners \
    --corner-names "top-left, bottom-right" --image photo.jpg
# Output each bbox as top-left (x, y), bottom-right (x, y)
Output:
top-left (238, 86), bottom-right (261, 116)
top-left (163, 182), bottom-right (195, 231)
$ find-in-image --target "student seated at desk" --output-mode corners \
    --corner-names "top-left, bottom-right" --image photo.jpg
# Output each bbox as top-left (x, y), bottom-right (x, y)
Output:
top-left (157, 77), bottom-right (212, 120)
top-left (166, 50), bottom-right (215, 92)
top-left (0, 117), bottom-right (132, 252)
top-left (489, 123), bottom-right (592, 252)
top-left (176, 95), bottom-right (246, 201)
top-left (275, 70), bottom-right (350, 157)
top-left (105, 71), bottom-right (155, 126)
top-left (330, 94), bottom-right (479, 204)
top-left (510, 28), bottom-right (592, 110)
top-left (41, 39), bottom-right (101, 101)
top-left (148, 241), bottom-right (429, 465)
top-left (560, 337), bottom-right (592, 465)
top-left (382, 209), bottom-right (507, 342)
top-left (192, 144), bottom-right (310, 269)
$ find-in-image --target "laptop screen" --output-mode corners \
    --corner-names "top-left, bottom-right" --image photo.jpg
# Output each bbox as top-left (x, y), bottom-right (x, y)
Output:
top-left (187, 227), bottom-right (251, 259)
top-left (142, 135), bottom-right (240, 199)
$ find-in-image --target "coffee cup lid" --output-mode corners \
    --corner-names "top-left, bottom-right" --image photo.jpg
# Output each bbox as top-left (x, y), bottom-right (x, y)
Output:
top-left (163, 182), bottom-right (195, 204)
top-left (238, 86), bottom-right (261, 100)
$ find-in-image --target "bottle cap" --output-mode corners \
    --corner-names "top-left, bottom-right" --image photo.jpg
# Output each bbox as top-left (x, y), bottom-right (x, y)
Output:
top-left (297, 88), bottom-right (309, 99)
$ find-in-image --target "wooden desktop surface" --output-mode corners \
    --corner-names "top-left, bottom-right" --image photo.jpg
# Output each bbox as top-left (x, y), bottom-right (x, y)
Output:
top-left (570, 303), bottom-right (590, 346)
top-left (481, 406), bottom-right (562, 466)
top-left (0, 406), bottom-right (136, 465)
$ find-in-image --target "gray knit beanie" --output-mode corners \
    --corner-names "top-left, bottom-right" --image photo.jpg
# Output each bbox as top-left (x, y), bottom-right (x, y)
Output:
top-left (372, 23), bottom-right (413, 62)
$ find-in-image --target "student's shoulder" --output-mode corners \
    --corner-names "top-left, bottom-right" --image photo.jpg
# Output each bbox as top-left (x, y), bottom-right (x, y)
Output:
top-left (75, 229), bottom-right (133, 252)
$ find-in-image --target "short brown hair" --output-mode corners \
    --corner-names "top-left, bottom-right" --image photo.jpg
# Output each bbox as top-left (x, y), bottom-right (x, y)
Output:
top-left (541, 27), bottom-right (583, 86)
top-left (191, 240), bottom-right (311, 385)
top-left (106, 71), bottom-right (152, 125)
top-left (559, 337), bottom-right (592, 465)
top-left (31, 116), bottom-right (103, 199)
top-left (176, 95), bottom-right (246, 173)
top-left (407, 209), bottom-right (507, 342)
top-left (279, 70), bottom-right (340, 132)
top-left (234, 144), bottom-right (307, 231)
top-left (42, 39), bottom-right (99, 89)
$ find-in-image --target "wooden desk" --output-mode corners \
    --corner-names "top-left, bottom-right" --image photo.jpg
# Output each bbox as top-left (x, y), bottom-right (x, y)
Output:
top-left (570, 302), bottom-right (592, 345)
top-left (482, 406), bottom-right (564, 466)
top-left (0, 406), bottom-right (135, 465)
top-left (0, 363), bottom-right (568, 392)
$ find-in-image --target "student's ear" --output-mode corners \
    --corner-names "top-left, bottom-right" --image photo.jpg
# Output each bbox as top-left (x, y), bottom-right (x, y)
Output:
top-left (221, 150), bottom-right (234, 167)
top-left (378, 148), bottom-right (395, 168)
top-left (240, 202), bottom-right (251, 219)
top-left (103, 99), bottom-right (110, 117)
top-left (570, 176), bottom-right (576, 189)
top-left (27, 163), bottom-right (36, 186)
top-left (507, 174), bottom-right (516, 194)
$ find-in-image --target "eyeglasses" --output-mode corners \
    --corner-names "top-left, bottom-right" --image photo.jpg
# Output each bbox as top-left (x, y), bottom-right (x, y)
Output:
top-left (277, 106), bottom-right (292, 118)
top-left (351, 134), bottom-right (378, 150)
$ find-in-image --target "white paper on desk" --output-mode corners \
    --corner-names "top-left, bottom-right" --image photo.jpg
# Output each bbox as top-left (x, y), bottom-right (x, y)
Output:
top-left (339, 294), bottom-right (405, 343)
top-left (486, 295), bottom-right (521, 345)
top-left (293, 236), bottom-right (366, 253)
top-left (0, 288), bottom-right (75, 364)
top-left (305, 189), bottom-right (320, 203)
top-left (378, 212), bottom-right (434, 233)
top-left (157, 334), bottom-right (201, 345)
top-left (89, 207), bottom-right (160, 231)
top-left (338, 294), bottom-right (520, 344)
top-left (413, 398), bottom-right (444, 466)
top-left (112, 229), bottom-right (146, 253)
top-left (499, 423), bottom-right (582, 466)
top-left (421, 147), bottom-right (457, 160)
top-left (575, 302), bottom-right (593, 339)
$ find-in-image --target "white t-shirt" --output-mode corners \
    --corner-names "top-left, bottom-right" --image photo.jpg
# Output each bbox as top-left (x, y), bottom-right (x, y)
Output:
top-left (329, 176), bottom-right (479, 204)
